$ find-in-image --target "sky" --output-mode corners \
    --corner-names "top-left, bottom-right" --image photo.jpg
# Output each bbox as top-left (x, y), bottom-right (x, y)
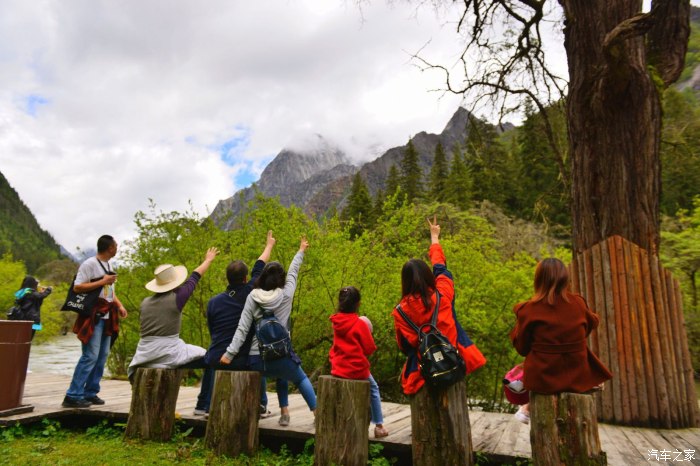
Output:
top-left (0, 0), bottom-right (685, 255)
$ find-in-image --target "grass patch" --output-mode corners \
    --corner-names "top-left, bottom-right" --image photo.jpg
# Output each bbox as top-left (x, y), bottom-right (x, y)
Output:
top-left (0, 419), bottom-right (398, 465)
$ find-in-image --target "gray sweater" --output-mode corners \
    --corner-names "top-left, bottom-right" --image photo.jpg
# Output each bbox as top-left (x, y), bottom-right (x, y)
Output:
top-left (224, 251), bottom-right (304, 359)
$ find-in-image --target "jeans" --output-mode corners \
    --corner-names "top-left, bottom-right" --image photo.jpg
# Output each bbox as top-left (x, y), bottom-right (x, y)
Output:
top-left (368, 374), bottom-right (384, 425)
top-left (250, 356), bottom-right (316, 411)
top-left (66, 319), bottom-right (111, 400)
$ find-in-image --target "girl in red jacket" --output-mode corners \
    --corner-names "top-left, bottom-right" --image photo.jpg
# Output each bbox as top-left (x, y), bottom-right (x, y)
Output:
top-left (392, 216), bottom-right (486, 395)
top-left (329, 286), bottom-right (388, 438)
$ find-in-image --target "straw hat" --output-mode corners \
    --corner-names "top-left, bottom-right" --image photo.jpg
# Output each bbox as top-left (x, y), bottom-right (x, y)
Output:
top-left (145, 264), bottom-right (188, 293)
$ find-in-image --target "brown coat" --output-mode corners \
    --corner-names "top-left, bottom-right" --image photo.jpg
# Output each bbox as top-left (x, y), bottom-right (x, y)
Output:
top-left (510, 293), bottom-right (612, 394)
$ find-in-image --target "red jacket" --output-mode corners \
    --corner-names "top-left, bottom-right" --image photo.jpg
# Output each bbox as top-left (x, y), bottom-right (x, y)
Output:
top-left (329, 312), bottom-right (376, 380)
top-left (510, 293), bottom-right (612, 394)
top-left (392, 243), bottom-right (486, 395)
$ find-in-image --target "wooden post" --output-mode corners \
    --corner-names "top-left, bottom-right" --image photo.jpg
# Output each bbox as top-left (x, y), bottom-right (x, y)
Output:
top-left (530, 392), bottom-right (607, 466)
top-left (205, 370), bottom-right (261, 457)
top-left (409, 380), bottom-right (473, 466)
top-left (124, 368), bottom-right (183, 441)
top-left (314, 376), bottom-right (370, 466)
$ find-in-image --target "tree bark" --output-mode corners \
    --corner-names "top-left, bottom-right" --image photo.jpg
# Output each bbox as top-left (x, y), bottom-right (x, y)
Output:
top-left (559, 0), bottom-right (690, 254)
top-left (409, 380), bottom-right (473, 466)
top-left (124, 368), bottom-right (183, 441)
top-left (314, 376), bottom-right (370, 466)
top-left (204, 370), bottom-right (261, 457)
top-left (530, 392), bottom-right (607, 466)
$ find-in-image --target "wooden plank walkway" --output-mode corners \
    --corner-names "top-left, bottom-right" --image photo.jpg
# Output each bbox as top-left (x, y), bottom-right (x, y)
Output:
top-left (2, 373), bottom-right (699, 465)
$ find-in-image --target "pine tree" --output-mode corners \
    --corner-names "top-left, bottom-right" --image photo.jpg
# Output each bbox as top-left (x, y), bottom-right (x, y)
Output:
top-left (429, 142), bottom-right (449, 202)
top-left (399, 139), bottom-right (424, 203)
top-left (372, 188), bottom-right (385, 222)
top-left (446, 145), bottom-right (471, 210)
top-left (385, 164), bottom-right (400, 197)
top-left (341, 172), bottom-right (373, 238)
top-left (517, 99), bottom-right (570, 226)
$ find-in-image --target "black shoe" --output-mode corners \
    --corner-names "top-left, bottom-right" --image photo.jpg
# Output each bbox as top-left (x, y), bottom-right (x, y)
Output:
top-left (85, 396), bottom-right (105, 405)
top-left (62, 396), bottom-right (92, 408)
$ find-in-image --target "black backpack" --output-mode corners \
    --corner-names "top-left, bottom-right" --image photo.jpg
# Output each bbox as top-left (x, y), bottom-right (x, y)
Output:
top-left (396, 291), bottom-right (466, 389)
top-left (255, 308), bottom-right (292, 361)
top-left (6, 294), bottom-right (30, 321)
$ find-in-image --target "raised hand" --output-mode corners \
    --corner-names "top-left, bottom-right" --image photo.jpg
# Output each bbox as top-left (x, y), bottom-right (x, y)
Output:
top-left (427, 215), bottom-right (440, 243)
top-left (266, 230), bottom-right (276, 248)
top-left (299, 235), bottom-right (309, 252)
top-left (204, 247), bottom-right (219, 262)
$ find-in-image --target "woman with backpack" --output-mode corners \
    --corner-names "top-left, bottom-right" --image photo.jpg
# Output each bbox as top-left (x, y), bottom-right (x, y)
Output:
top-left (11, 276), bottom-right (52, 340)
top-left (220, 236), bottom-right (316, 427)
top-left (392, 216), bottom-right (486, 395)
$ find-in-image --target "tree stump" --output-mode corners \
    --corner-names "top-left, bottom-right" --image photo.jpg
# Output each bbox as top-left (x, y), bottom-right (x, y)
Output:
top-left (124, 368), bottom-right (183, 441)
top-left (205, 370), bottom-right (261, 457)
top-left (530, 392), bottom-right (607, 466)
top-left (314, 376), bottom-right (370, 466)
top-left (410, 379), bottom-right (473, 466)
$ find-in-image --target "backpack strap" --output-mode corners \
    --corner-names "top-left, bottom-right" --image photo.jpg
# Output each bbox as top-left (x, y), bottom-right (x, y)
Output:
top-left (430, 291), bottom-right (441, 327)
top-left (395, 304), bottom-right (420, 334)
top-left (396, 291), bottom-right (441, 334)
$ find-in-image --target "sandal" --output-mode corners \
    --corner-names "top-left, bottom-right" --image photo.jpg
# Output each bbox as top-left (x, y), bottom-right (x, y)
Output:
top-left (374, 426), bottom-right (389, 438)
top-left (279, 414), bottom-right (290, 427)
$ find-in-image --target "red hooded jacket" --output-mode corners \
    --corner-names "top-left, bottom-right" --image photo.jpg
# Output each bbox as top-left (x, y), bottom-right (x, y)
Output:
top-left (392, 243), bottom-right (486, 395)
top-left (329, 312), bottom-right (377, 380)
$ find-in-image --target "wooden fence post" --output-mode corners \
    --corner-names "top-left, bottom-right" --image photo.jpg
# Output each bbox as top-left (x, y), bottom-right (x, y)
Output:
top-left (410, 379), bottom-right (473, 466)
top-left (314, 376), bottom-right (370, 466)
top-left (205, 370), bottom-right (261, 457)
top-left (530, 392), bottom-right (607, 466)
top-left (124, 368), bottom-right (183, 441)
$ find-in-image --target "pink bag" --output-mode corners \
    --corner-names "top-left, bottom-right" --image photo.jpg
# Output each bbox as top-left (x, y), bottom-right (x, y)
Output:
top-left (503, 363), bottom-right (529, 405)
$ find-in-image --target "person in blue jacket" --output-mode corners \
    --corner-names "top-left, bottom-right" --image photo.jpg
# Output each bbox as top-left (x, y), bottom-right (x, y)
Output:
top-left (193, 231), bottom-right (276, 416)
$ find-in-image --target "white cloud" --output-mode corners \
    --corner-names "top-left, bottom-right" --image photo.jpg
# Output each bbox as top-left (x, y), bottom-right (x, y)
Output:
top-left (10, 0), bottom-right (679, 252)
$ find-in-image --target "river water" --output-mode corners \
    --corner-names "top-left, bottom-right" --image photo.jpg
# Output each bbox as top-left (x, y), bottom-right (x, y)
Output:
top-left (28, 334), bottom-right (110, 376)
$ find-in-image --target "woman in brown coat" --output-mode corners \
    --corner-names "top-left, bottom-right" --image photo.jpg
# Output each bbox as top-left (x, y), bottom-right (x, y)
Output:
top-left (510, 258), bottom-right (612, 420)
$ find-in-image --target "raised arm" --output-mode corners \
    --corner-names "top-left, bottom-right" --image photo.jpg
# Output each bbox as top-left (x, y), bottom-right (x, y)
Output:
top-left (283, 236), bottom-right (308, 298)
top-left (194, 247), bottom-right (219, 276)
top-left (258, 230), bottom-right (276, 263)
top-left (427, 216), bottom-right (454, 302)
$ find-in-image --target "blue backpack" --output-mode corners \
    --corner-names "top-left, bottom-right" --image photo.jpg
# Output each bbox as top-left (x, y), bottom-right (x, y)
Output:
top-left (255, 309), bottom-right (291, 361)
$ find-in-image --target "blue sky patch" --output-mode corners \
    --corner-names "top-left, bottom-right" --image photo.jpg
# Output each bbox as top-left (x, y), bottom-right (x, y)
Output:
top-left (25, 94), bottom-right (49, 116)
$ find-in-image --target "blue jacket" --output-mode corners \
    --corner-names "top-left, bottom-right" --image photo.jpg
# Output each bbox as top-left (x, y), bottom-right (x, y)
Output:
top-left (204, 260), bottom-right (265, 366)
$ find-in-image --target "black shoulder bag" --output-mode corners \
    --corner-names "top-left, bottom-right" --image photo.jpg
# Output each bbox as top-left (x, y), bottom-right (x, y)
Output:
top-left (61, 260), bottom-right (112, 318)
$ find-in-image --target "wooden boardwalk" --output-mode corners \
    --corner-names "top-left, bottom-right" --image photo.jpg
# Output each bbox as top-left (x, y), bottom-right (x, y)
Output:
top-left (2, 373), bottom-right (699, 465)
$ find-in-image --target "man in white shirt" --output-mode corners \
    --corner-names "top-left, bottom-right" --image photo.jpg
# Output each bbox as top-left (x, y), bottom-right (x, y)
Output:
top-left (62, 235), bottom-right (128, 408)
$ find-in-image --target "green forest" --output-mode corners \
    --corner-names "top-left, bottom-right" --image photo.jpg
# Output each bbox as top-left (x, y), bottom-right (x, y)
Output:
top-left (2, 16), bottom-right (700, 415)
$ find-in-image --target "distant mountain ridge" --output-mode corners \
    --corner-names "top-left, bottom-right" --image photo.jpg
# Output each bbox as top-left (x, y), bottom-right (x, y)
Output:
top-left (0, 171), bottom-right (63, 271)
top-left (212, 107), bottom-right (478, 226)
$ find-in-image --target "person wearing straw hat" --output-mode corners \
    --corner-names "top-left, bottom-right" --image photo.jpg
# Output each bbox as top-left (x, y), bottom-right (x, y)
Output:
top-left (127, 247), bottom-right (219, 381)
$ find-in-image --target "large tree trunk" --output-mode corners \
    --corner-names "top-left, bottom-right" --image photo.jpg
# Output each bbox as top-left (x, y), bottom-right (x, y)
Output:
top-left (560, 0), bottom-right (690, 254)
top-left (205, 371), bottom-right (261, 457)
top-left (409, 380), bottom-right (473, 466)
top-left (530, 392), bottom-right (607, 466)
top-left (314, 376), bottom-right (370, 466)
top-left (124, 368), bottom-right (183, 441)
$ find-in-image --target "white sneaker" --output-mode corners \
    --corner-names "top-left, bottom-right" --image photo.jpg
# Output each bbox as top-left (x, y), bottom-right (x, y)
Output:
top-left (514, 407), bottom-right (530, 424)
top-left (193, 408), bottom-right (208, 416)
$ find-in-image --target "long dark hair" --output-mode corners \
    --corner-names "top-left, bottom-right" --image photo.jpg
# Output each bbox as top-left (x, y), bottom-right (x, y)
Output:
top-left (531, 258), bottom-right (570, 305)
top-left (20, 276), bottom-right (38, 290)
top-left (337, 286), bottom-right (361, 314)
top-left (255, 261), bottom-right (286, 291)
top-left (401, 259), bottom-right (435, 310)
